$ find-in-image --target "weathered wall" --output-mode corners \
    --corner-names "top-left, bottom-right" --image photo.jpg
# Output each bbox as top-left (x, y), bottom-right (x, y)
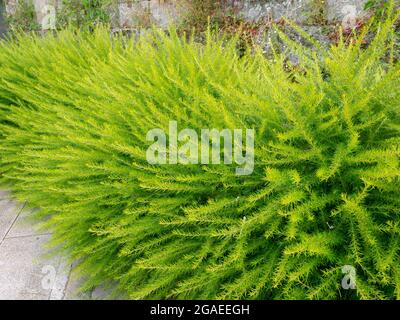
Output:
top-left (116, 0), bottom-right (369, 50)
top-left (240, 0), bottom-right (368, 23)
top-left (4, 0), bottom-right (369, 38)
top-left (112, 0), bottom-right (369, 29)
top-left (0, 0), bottom-right (7, 37)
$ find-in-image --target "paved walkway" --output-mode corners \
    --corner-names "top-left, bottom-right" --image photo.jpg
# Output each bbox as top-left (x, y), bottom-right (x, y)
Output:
top-left (0, 190), bottom-right (98, 300)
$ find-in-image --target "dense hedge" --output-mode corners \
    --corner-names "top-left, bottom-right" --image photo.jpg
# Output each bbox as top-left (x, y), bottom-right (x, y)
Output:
top-left (0, 12), bottom-right (399, 299)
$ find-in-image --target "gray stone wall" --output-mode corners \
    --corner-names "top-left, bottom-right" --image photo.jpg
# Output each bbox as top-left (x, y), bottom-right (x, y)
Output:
top-left (0, 0), bottom-right (7, 37)
top-left (4, 0), bottom-right (369, 35)
top-left (115, 0), bottom-right (178, 29)
top-left (238, 0), bottom-right (368, 23)
top-left (122, 0), bottom-right (369, 26)
top-left (109, 0), bottom-right (369, 47)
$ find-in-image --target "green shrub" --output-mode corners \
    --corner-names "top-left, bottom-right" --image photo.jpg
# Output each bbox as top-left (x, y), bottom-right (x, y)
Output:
top-left (0, 11), bottom-right (399, 299)
top-left (56, 0), bottom-right (112, 31)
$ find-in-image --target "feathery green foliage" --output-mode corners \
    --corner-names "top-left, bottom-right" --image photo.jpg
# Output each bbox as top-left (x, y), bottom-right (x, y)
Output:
top-left (0, 9), bottom-right (399, 299)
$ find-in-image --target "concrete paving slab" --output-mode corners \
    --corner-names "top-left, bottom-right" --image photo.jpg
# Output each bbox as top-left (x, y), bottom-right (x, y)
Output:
top-left (6, 206), bottom-right (43, 238)
top-left (0, 190), bottom-right (97, 300)
top-left (0, 190), bottom-right (10, 200)
top-left (0, 234), bottom-right (69, 300)
top-left (0, 200), bottom-right (24, 242)
top-left (63, 273), bottom-right (92, 300)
